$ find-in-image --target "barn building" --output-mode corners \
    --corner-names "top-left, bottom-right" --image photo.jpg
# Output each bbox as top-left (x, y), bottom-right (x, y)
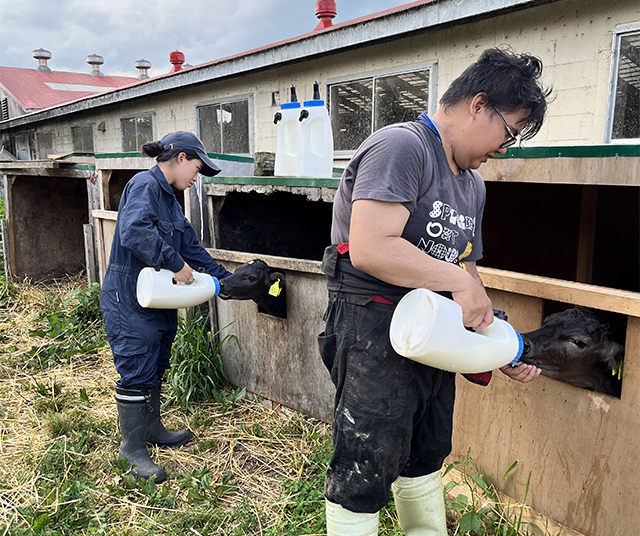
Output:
top-left (0, 1), bottom-right (639, 535)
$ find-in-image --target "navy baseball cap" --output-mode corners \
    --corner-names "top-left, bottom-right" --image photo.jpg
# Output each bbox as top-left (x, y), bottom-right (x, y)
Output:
top-left (160, 131), bottom-right (221, 176)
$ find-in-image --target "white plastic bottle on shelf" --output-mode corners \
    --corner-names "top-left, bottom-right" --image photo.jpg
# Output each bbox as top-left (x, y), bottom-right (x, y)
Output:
top-left (389, 288), bottom-right (524, 373)
top-left (136, 268), bottom-right (220, 309)
top-left (297, 81), bottom-right (334, 178)
top-left (274, 85), bottom-right (303, 177)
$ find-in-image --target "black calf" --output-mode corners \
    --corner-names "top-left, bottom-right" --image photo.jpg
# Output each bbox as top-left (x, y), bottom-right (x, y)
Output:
top-left (218, 259), bottom-right (286, 319)
top-left (519, 307), bottom-right (626, 397)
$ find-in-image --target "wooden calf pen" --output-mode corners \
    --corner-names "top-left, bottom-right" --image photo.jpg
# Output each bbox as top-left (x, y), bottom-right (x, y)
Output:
top-left (204, 146), bottom-right (639, 536)
top-left (90, 146), bottom-right (638, 536)
top-left (0, 158), bottom-right (96, 282)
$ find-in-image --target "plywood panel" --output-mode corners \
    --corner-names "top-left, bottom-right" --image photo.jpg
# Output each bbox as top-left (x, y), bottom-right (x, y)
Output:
top-left (451, 291), bottom-right (640, 536)
top-left (478, 267), bottom-right (640, 317)
top-left (482, 156), bottom-right (640, 186)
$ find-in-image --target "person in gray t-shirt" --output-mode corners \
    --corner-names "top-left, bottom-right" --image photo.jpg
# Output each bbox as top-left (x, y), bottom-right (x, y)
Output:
top-left (320, 48), bottom-right (552, 536)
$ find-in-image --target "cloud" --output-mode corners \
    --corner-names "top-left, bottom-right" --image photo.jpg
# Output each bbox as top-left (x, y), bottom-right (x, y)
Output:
top-left (0, 0), bottom-right (407, 78)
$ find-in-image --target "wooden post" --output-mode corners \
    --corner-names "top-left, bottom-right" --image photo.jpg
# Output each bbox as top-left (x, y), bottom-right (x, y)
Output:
top-left (83, 223), bottom-right (98, 285)
top-left (576, 185), bottom-right (598, 283)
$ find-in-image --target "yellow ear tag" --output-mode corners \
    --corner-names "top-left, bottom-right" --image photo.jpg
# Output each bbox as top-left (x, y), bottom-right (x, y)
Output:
top-left (269, 279), bottom-right (282, 297)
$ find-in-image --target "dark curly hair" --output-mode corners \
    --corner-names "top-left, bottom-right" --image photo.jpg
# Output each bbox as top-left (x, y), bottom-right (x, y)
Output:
top-left (440, 47), bottom-right (552, 142)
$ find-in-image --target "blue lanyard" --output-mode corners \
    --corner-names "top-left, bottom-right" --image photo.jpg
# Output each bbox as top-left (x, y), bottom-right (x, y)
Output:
top-left (416, 111), bottom-right (442, 144)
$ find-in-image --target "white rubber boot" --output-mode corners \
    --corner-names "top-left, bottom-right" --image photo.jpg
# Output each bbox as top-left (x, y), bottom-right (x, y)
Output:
top-left (326, 500), bottom-right (379, 536)
top-left (391, 471), bottom-right (447, 536)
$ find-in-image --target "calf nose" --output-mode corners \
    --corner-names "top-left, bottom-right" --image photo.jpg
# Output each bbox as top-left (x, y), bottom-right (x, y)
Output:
top-left (522, 340), bottom-right (531, 354)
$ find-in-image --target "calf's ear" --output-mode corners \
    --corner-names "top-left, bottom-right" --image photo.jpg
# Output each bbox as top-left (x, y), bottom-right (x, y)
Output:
top-left (268, 272), bottom-right (286, 297)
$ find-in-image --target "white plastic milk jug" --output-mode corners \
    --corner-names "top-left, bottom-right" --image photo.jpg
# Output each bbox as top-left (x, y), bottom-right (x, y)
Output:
top-left (274, 85), bottom-right (303, 177)
top-left (136, 268), bottom-right (221, 309)
top-left (389, 288), bottom-right (524, 373)
top-left (297, 81), bottom-right (334, 178)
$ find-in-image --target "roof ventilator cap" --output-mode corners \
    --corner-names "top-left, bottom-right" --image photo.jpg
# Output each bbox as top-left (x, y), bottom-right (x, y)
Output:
top-left (86, 53), bottom-right (105, 77)
top-left (169, 50), bottom-right (185, 73)
top-left (32, 48), bottom-right (52, 72)
top-left (135, 58), bottom-right (152, 80)
top-left (314, 0), bottom-right (337, 30)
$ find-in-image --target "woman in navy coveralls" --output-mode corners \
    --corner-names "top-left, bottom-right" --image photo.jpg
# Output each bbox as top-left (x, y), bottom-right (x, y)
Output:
top-left (100, 131), bottom-right (230, 482)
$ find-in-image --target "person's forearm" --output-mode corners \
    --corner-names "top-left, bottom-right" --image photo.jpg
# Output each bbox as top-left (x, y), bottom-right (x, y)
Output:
top-left (350, 235), bottom-right (475, 293)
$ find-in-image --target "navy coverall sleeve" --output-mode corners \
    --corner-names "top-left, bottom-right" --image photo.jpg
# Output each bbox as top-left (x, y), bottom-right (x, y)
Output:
top-left (180, 216), bottom-right (231, 279)
top-left (119, 180), bottom-right (185, 273)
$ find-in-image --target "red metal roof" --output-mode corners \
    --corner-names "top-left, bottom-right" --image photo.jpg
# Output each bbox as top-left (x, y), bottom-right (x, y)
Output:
top-left (0, 66), bottom-right (139, 112)
top-left (185, 0), bottom-right (438, 73)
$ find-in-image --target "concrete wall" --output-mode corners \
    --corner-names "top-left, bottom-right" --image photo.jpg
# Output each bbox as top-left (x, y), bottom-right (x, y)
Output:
top-left (2, 0), bottom-right (638, 163)
top-left (212, 252), bottom-right (334, 422)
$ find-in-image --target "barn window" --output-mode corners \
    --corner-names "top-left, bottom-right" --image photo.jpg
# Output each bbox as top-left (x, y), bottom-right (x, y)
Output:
top-left (14, 134), bottom-right (30, 160)
top-left (37, 132), bottom-right (55, 159)
top-left (328, 62), bottom-right (436, 154)
top-left (121, 114), bottom-right (154, 152)
top-left (71, 125), bottom-right (95, 153)
top-left (606, 22), bottom-right (640, 142)
top-left (198, 97), bottom-right (251, 155)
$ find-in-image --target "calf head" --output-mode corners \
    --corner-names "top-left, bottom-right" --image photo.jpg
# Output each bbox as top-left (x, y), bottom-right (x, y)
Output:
top-left (218, 259), bottom-right (286, 318)
top-left (519, 307), bottom-right (626, 397)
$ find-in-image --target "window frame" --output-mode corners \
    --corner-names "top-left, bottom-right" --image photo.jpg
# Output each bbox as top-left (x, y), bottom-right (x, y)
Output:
top-left (71, 124), bottom-right (95, 153)
top-left (328, 61), bottom-right (438, 158)
top-left (14, 133), bottom-right (30, 160)
top-left (120, 112), bottom-right (156, 153)
top-left (37, 131), bottom-right (55, 159)
top-left (604, 20), bottom-right (640, 144)
top-left (196, 94), bottom-right (253, 156)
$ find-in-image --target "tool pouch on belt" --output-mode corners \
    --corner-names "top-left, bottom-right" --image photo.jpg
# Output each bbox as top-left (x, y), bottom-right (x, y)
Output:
top-left (320, 244), bottom-right (492, 386)
top-left (321, 244), bottom-right (412, 305)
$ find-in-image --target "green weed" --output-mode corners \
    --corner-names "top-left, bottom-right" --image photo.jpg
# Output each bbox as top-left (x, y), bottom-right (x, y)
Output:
top-left (24, 283), bottom-right (107, 370)
top-left (166, 305), bottom-right (244, 412)
top-left (444, 449), bottom-right (553, 535)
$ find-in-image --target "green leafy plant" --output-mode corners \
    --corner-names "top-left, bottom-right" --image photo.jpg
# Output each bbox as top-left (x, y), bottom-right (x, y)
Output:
top-left (166, 306), bottom-right (243, 411)
top-left (444, 449), bottom-right (553, 536)
top-left (25, 283), bottom-right (106, 369)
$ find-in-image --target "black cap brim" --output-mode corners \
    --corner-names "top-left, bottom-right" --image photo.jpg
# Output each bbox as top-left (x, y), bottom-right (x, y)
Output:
top-left (195, 148), bottom-right (221, 176)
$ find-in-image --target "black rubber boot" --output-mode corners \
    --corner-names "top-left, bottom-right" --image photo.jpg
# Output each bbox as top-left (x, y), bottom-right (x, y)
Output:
top-left (145, 384), bottom-right (191, 448)
top-left (116, 388), bottom-right (167, 483)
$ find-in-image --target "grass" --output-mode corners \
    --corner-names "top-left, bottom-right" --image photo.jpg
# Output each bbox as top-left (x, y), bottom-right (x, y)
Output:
top-left (0, 276), bottom-right (566, 535)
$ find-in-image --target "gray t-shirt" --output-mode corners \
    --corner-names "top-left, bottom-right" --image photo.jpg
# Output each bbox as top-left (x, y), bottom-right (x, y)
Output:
top-left (331, 121), bottom-right (485, 267)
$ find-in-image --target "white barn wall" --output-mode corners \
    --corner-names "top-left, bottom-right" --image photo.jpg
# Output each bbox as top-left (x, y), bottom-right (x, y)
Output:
top-left (3, 0), bottom-right (638, 157)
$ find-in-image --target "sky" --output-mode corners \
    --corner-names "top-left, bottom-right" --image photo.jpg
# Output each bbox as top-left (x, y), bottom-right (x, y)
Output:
top-left (0, 0), bottom-right (414, 79)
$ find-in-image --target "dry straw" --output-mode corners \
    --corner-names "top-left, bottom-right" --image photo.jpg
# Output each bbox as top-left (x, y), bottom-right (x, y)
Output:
top-left (0, 276), bottom-right (330, 534)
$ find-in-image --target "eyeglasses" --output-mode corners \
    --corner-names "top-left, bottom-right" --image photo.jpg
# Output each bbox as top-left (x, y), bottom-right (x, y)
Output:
top-left (490, 104), bottom-right (518, 149)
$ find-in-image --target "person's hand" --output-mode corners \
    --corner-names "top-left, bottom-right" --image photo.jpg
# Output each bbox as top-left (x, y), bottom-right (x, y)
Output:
top-left (173, 262), bottom-right (195, 283)
top-left (500, 363), bottom-right (541, 383)
top-left (451, 273), bottom-right (494, 330)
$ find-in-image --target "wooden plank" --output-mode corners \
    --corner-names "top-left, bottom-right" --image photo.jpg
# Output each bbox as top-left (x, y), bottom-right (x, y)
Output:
top-left (94, 218), bottom-right (107, 284)
top-left (83, 223), bottom-right (98, 285)
top-left (576, 185), bottom-right (597, 283)
top-left (94, 157), bottom-right (154, 170)
top-left (0, 220), bottom-right (11, 282)
top-left (207, 197), bottom-right (226, 250)
top-left (98, 170), bottom-right (112, 211)
top-left (481, 156), bottom-right (640, 186)
top-left (207, 248), bottom-right (323, 274)
top-left (92, 209), bottom-right (118, 221)
top-left (478, 266), bottom-right (640, 317)
top-left (621, 316), bottom-right (640, 407)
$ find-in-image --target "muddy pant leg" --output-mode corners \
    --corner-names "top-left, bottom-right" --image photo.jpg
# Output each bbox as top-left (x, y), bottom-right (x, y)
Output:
top-left (324, 297), bottom-right (419, 513)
